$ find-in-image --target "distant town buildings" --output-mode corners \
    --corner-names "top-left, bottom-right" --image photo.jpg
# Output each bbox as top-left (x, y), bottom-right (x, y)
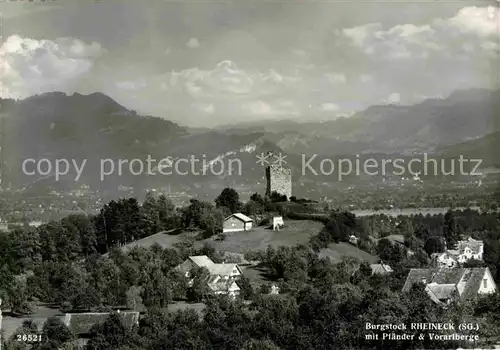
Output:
top-left (222, 213), bottom-right (253, 233)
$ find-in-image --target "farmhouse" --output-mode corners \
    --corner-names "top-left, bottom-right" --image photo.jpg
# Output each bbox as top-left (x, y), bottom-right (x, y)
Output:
top-left (447, 237), bottom-right (484, 264)
top-left (402, 267), bottom-right (496, 306)
top-left (431, 252), bottom-right (459, 268)
top-left (223, 213), bottom-right (253, 233)
top-left (176, 255), bottom-right (243, 299)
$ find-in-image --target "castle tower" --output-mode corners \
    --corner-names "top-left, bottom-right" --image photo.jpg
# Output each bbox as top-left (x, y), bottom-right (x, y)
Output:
top-left (265, 164), bottom-right (292, 200)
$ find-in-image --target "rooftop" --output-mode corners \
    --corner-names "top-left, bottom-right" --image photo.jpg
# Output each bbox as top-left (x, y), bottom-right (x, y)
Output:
top-left (224, 213), bottom-right (253, 223)
top-left (402, 267), bottom-right (492, 300)
top-left (63, 311), bottom-right (139, 335)
top-left (187, 255), bottom-right (241, 276)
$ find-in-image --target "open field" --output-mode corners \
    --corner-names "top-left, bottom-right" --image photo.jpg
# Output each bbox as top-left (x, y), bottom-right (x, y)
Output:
top-left (167, 302), bottom-right (206, 316)
top-left (374, 234), bottom-right (405, 245)
top-left (320, 242), bottom-right (378, 264)
top-left (203, 220), bottom-right (324, 254)
top-left (109, 220), bottom-right (378, 269)
top-left (2, 305), bottom-right (63, 340)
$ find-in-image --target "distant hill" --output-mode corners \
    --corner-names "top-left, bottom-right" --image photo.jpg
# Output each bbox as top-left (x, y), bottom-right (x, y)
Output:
top-left (0, 92), bottom-right (289, 191)
top-left (217, 88), bottom-right (500, 155)
top-left (1, 89), bottom-right (498, 192)
top-left (438, 131), bottom-right (500, 168)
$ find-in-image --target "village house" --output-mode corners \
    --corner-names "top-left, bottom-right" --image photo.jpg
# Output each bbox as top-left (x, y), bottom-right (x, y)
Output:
top-left (402, 267), bottom-right (496, 306)
top-left (431, 251), bottom-right (459, 268)
top-left (269, 284), bottom-right (280, 295)
top-left (370, 263), bottom-right (393, 275)
top-left (448, 237), bottom-right (484, 263)
top-left (433, 238), bottom-right (485, 268)
top-left (222, 213), bottom-right (253, 233)
top-left (349, 235), bottom-right (359, 245)
top-left (176, 255), bottom-right (243, 299)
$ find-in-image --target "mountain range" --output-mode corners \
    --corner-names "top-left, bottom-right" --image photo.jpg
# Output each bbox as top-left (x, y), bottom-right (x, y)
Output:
top-left (1, 88), bottom-right (498, 193)
top-left (217, 88), bottom-right (500, 156)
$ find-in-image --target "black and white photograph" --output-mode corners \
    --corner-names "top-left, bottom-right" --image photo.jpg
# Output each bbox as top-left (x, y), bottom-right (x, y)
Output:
top-left (0, 0), bottom-right (499, 348)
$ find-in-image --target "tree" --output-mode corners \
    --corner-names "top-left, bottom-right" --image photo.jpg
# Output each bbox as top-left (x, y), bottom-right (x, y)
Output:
top-left (463, 259), bottom-right (486, 268)
top-left (125, 286), bottom-right (142, 311)
top-left (250, 193), bottom-right (264, 204)
top-left (94, 198), bottom-right (146, 252)
top-left (181, 199), bottom-right (206, 229)
top-left (9, 278), bottom-right (36, 315)
top-left (359, 261), bottom-right (373, 278)
top-left (157, 194), bottom-right (179, 230)
top-left (86, 313), bottom-right (132, 350)
top-left (376, 239), bottom-right (404, 265)
top-left (269, 191), bottom-right (287, 203)
top-left (10, 227), bottom-right (41, 271)
top-left (243, 200), bottom-right (265, 216)
top-left (203, 297), bottom-right (252, 349)
top-left (215, 188), bottom-right (242, 213)
top-left (9, 320), bottom-right (39, 348)
top-left (424, 236), bottom-right (446, 256)
top-left (141, 269), bottom-right (173, 308)
top-left (41, 317), bottom-right (73, 347)
top-left (141, 192), bottom-right (161, 236)
top-left (187, 267), bottom-right (210, 302)
top-left (443, 211), bottom-right (459, 249)
top-left (237, 275), bottom-right (254, 300)
top-left (63, 215), bottom-right (98, 257)
top-left (244, 339), bottom-right (281, 349)
top-left (199, 206), bottom-right (224, 239)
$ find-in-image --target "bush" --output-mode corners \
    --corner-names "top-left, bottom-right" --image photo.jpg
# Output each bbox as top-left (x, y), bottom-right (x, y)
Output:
top-left (215, 233), bottom-right (226, 241)
top-left (258, 284), bottom-right (270, 294)
top-left (259, 217), bottom-right (271, 226)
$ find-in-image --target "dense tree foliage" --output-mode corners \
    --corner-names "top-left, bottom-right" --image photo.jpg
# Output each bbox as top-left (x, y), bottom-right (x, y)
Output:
top-left (215, 187), bottom-right (242, 214)
top-left (0, 188), bottom-right (500, 348)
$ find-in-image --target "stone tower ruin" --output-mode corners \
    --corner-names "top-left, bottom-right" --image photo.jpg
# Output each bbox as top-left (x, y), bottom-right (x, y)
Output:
top-left (265, 164), bottom-right (292, 200)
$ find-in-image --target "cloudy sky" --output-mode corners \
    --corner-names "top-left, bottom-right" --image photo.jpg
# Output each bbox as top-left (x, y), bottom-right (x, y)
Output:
top-left (0, 0), bottom-right (498, 127)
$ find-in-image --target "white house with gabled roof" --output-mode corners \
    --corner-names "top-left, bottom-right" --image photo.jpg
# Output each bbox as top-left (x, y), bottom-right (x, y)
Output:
top-left (222, 213), bottom-right (253, 233)
top-left (176, 255), bottom-right (243, 298)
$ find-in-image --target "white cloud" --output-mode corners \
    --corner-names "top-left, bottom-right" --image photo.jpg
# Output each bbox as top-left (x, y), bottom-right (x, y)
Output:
top-left (186, 37), bottom-right (200, 49)
top-left (321, 103), bottom-right (340, 111)
top-left (169, 60), bottom-right (305, 100)
top-left (116, 81), bottom-right (146, 90)
top-left (325, 73), bottom-right (346, 84)
top-left (449, 6), bottom-right (499, 37)
top-left (341, 6), bottom-right (499, 61)
top-left (342, 23), bottom-right (381, 48)
top-left (387, 93), bottom-right (401, 104)
top-left (0, 35), bottom-right (104, 99)
top-left (360, 74), bottom-right (373, 83)
top-left (243, 100), bottom-right (300, 117)
top-left (198, 103), bottom-right (215, 114)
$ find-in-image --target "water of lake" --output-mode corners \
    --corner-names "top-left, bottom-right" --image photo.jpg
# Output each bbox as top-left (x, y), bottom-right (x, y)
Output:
top-left (351, 207), bottom-right (481, 217)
